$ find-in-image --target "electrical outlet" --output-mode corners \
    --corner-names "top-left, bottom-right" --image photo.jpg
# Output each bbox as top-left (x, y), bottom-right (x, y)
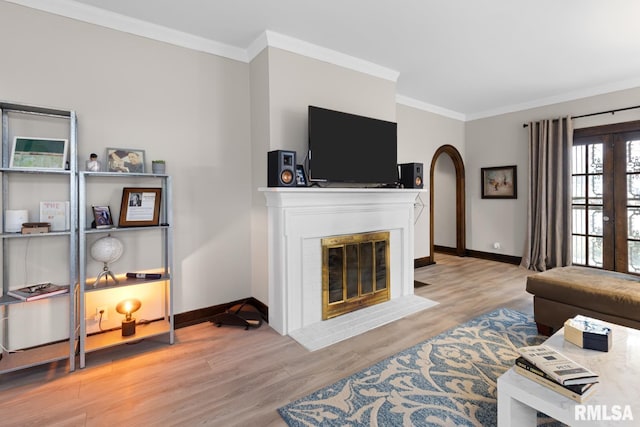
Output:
top-left (95, 306), bottom-right (108, 321)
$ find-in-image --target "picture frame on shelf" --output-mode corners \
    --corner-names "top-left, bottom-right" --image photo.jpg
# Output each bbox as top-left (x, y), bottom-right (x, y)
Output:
top-left (92, 206), bottom-right (114, 229)
top-left (295, 164), bottom-right (308, 187)
top-left (10, 136), bottom-right (68, 169)
top-left (481, 165), bottom-right (517, 199)
top-left (106, 147), bottom-right (145, 173)
top-left (118, 187), bottom-right (162, 227)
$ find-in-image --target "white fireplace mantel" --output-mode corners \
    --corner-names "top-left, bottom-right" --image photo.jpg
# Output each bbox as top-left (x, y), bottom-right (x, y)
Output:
top-left (260, 187), bottom-right (425, 336)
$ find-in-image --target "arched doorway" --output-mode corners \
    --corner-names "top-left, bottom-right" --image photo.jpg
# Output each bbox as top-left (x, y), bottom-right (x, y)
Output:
top-left (429, 145), bottom-right (466, 263)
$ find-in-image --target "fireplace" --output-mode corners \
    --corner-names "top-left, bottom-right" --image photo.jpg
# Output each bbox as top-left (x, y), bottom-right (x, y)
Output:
top-left (260, 187), bottom-right (423, 336)
top-left (322, 231), bottom-right (390, 319)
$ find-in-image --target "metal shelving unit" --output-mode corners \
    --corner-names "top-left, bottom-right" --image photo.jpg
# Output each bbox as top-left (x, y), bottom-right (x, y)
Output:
top-left (78, 171), bottom-right (173, 368)
top-left (0, 101), bottom-right (78, 373)
top-left (0, 101), bottom-right (173, 373)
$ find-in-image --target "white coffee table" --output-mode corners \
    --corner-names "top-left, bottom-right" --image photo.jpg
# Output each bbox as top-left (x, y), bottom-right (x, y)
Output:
top-left (497, 320), bottom-right (640, 426)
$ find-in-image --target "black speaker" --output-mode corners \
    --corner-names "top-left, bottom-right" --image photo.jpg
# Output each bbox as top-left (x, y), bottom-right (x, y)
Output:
top-left (399, 163), bottom-right (423, 188)
top-left (268, 150), bottom-right (297, 187)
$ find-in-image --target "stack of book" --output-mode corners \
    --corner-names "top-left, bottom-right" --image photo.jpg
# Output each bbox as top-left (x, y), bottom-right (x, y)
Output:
top-left (514, 345), bottom-right (599, 402)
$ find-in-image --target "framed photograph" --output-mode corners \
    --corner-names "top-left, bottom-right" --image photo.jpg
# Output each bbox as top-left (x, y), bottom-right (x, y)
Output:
top-left (10, 137), bottom-right (68, 169)
top-left (296, 164), bottom-right (308, 187)
top-left (118, 187), bottom-right (162, 227)
top-left (92, 206), bottom-right (114, 229)
top-left (106, 148), bottom-right (145, 173)
top-left (481, 165), bottom-right (517, 199)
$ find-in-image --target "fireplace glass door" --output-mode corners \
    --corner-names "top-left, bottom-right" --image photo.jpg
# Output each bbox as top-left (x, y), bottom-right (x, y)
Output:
top-left (322, 231), bottom-right (390, 319)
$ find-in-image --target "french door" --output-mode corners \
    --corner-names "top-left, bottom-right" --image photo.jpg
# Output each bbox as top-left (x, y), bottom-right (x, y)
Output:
top-left (572, 121), bottom-right (640, 273)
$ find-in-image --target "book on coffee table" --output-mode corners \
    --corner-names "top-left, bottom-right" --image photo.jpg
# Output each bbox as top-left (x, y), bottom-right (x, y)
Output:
top-left (515, 356), bottom-right (597, 402)
top-left (518, 345), bottom-right (599, 386)
top-left (514, 361), bottom-right (597, 403)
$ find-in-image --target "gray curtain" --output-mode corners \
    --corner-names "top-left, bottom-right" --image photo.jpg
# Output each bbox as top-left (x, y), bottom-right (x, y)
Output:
top-left (521, 117), bottom-right (573, 271)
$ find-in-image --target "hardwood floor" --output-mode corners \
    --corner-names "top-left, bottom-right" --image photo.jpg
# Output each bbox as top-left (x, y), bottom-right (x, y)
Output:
top-left (0, 253), bottom-right (535, 426)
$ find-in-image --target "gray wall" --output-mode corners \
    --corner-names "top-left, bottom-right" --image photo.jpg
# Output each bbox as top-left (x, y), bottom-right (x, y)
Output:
top-left (396, 103), bottom-right (465, 257)
top-left (0, 2), bottom-right (253, 334)
top-left (465, 87), bottom-right (640, 257)
top-left (249, 49), bottom-right (271, 304)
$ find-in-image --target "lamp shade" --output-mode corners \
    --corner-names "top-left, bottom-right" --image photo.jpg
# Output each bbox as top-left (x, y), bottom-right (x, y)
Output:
top-left (116, 298), bottom-right (141, 319)
top-left (116, 298), bottom-right (141, 337)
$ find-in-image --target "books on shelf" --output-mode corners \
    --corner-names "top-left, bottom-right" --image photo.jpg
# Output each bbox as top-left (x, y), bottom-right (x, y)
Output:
top-left (517, 345), bottom-right (599, 386)
top-left (7, 283), bottom-right (69, 301)
top-left (564, 315), bottom-right (612, 352)
top-left (514, 357), bottom-right (597, 403)
top-left (39, 201), bottom-right (70, 232)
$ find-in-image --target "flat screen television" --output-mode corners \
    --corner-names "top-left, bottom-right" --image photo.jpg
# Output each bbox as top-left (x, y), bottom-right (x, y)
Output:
top-left (308, 105), bottom-right (398, 186)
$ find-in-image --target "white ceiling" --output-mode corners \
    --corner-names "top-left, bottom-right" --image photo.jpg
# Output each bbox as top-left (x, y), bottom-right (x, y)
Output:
top-left (11, 0), bottom-right (640, 120)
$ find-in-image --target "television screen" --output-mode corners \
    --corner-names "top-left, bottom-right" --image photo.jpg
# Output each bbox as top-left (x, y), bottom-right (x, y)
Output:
top-left (308, 106), bottom-right (398, 185)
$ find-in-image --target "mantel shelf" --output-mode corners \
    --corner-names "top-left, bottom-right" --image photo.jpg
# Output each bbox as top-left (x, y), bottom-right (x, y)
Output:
top-left (259, 187), bottom-right (425, 210)
top-left (258, 186), bottom-right (428, 193)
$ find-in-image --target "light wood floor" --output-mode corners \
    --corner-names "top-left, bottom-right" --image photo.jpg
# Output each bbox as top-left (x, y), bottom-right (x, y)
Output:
top-left (0, 253), bottom-right (535, 426)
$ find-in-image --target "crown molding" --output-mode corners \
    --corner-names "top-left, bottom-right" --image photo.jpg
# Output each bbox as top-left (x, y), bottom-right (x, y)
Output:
top-left (251, 31), bottom-right (400, 83)
top-left (6, 0), bottom-right (248, 61)
top-left (466, 76), bottom-right (640, 121)
top-left (396, 95), bottom-right (466, 121)
top-left (246, 31), bottom-right (269, 62)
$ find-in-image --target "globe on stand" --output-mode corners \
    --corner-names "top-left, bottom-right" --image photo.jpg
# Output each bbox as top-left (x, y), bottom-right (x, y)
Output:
top-left (90, 234), bottom-right (124, 287)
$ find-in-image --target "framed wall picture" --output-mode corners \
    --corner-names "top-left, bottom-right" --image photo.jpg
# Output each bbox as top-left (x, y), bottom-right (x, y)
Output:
top-left (106, 148), bottom-right (145, 173)
top-left (481, 165), bottom-right (517, 199)
top-left (10, 137), bottom-right (68, 169)
top-left (118, 187), bottom-right (162, 227)
top-left (92, 206), bottom-right (114, 229)
top-left (295, 164), bottom-right (308, 187)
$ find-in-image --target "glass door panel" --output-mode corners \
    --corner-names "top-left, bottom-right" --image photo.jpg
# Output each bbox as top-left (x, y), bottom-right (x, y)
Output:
top-left (625, 138), bottom-right (640, 273)
top-left (572, 142), bottom-right (605, 268)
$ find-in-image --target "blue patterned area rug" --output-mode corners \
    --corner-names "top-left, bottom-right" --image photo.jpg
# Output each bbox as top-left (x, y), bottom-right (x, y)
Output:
top-left (278, 308), bottom-right (549, 427)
